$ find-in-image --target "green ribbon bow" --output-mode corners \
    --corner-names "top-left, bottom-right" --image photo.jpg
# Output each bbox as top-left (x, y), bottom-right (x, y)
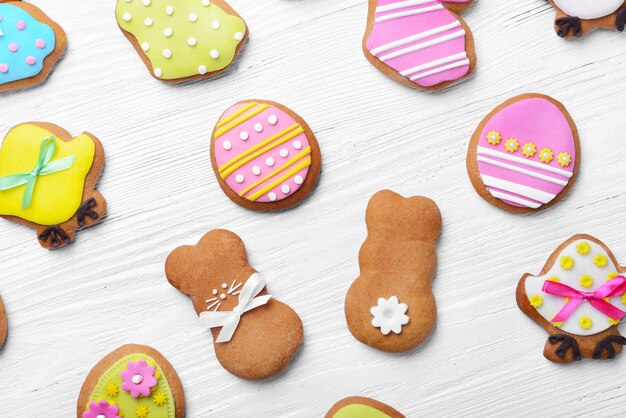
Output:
top-left (0, 136), bottom-right (76, 210)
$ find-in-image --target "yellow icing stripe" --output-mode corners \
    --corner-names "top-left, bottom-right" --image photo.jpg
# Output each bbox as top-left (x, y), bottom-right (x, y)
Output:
top-left (216, 102), bottom-right (258, 129)
top-left (240, 147), bottom-right (312, 197)
top-left (219, 125), bottom-right (304, 179)
top-left (214, 103), bottom-right (270, 138)
top-left (248, 158), bottom-right (311, 201)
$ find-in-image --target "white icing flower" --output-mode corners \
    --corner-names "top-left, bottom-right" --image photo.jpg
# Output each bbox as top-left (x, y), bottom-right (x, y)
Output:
top-left (370, 296), bottom-right (409, 335)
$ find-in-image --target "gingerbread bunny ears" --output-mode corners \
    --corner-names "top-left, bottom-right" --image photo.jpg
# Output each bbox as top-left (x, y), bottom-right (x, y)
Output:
top-left (165, 229), bottom-right (303, 380)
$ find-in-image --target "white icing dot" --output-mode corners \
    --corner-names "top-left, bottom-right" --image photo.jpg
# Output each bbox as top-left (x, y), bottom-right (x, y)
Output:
top-left (210, 49), bottom-right (220, 59)
top-left (163, 27), bottom-right (173, 37)
top-left (268, 192), bottom-right (277, 201)
top-left (198, 65), bottom-right (207, 75)
top-left (240, 131), bottom-right (249, 140)
top-left (234, 32), bottom-right (244, 41)
top-left (162, 49), bottom-right (172, 58)
top-left (268, 115), bottom-right (278, 125)
top-left (166, 5), bottom-right (174, 15)
top-left (154, 68), bottom-right (162, 77)
top-left (144, 18), bottom-right (153, 26)
top-left (294, 175), bottom-right (304, 185)
top-left (254, 123), bottom-right (263, 133)
top-left (143, 0), bottom-right (151, 5)
top-left (212, 20), bottom-right (220, 29)
top-left (265, 157), bottom-right (275, 167)
top-left (293, 140), bottom-right (302, 150)
top-left (222, 140), bottom-right (232, 150)
top-left (122, 12), bottom-right (132, 22)
top-left (221, 283), bottom-right (227, 289)
top-left (141, 42), bottom-right (150, 51)
top-left (281, 185), bottom-right (291, 194)
top-left (279, 148), bottom-right (289, 158)
top-left (212, 289), bottom-right (218, 295)
top-left (187, 37), bottom-right (197, 46)
top-left (189, 13), bottom-right (198, 22)
top-left (252, 166), bottom-right (261, 175)
top-left (201, 0), bottom-right (211, 5)
top-left (131, 374), bottom-right (143, 384)
top-left (97, 414), bottom-right (106, 418)
top-left (220, 294), bottom-right (226, 300)
top-left (235, 174), bottom-right (245, 184)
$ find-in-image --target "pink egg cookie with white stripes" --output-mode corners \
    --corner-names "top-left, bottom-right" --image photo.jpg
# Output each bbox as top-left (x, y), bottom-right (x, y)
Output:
top-left (363, 0), bottom-right (476, 91)
top-left (210, 100), bottom-right (322, 211)
top-left (466, 94), bottom-right (580, 213)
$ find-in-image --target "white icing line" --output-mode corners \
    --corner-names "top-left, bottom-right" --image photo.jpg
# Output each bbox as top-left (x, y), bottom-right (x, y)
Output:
top-left (400, 52), bottom-right (467, 76)
top-left (374, 4), bottom-right (444, 23)
top-left (409, 58), bottom-right (470, 81)
top-left (379, 29), bottom-right (465, 61)
top-left (480, 175), bottom-right (556, 204)
top-left (488, 189), bottom-right (542, 209)
top-left (477, 146), bottom-right (574, 178)
top-left (375, 0), bottom-right (436, 13)
top-left (370, 21), bottom-right (461, 56)
top-left (477, 155), bottom-right (569, 186)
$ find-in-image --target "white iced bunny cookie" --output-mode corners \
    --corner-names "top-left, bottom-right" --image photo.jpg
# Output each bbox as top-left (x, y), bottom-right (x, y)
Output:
top-left (549, 0), bottom-right (626, 37)
top-left (115, 0), bottom-right (248, 82)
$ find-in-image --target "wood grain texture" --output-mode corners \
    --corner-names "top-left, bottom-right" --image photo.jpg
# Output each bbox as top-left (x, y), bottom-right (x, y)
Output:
top-left (1, 0), bottom-right (626, 416)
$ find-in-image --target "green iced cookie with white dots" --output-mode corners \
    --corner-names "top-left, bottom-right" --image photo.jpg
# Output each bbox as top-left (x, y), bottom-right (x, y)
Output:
top-left (115, 0), bottom-right (248, 82)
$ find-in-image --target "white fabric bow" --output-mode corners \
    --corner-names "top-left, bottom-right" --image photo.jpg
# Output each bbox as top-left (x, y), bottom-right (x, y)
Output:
top-left (199, 273), bottom-right (272, 343)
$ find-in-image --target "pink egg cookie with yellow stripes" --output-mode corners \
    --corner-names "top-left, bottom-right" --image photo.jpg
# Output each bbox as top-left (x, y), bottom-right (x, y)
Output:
top-left (466, 94), bottom-right (580, 213)
top-left (211, 100), bottom-right (322, 211)
top-left (363, 0), bottom-right (476, 91)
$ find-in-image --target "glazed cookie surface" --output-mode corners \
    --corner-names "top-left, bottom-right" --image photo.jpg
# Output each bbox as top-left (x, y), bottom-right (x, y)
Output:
top-left (363, 0), bottom-right (476, 91)
top-left (466, 94), bottom-right (580, 213)
top-left (0, 122), bottom-right (107, 249)
top-left (115, 0), bottom-right (248, 82)
top-left (549, 0), bottom-right (626, 38)
top-left (517, 235), bottom-right (626, 362)
top-left (77, 344), bottom-right (185, 418)
top-left (211, 100), bottom-right (322, 211)
top-left (326, 397), bottom-right (405, 418)
top-left (345, 190), bottom-right (442, 353)
top-left (0, 1), bottom-right (67, 92)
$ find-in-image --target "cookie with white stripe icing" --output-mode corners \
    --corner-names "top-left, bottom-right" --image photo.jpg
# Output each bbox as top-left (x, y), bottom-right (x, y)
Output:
top-left (363, 0), bottom-right (476, 91)
top-left (466, 93), bottom-right (580, 213)
top-left (548, 0), bottom-right (626, 38)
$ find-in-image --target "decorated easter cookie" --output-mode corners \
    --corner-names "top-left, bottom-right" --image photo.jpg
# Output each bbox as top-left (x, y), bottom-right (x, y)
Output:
top-left (345, 190), bottom-right (442, 353)
top-left (517, 235), bottom-right (626, 362)
top-left (549, 0), bottom-right (626, 38)
top-left (165, 229), bottom-right (303, 380)
top-left (115, 0), bottom-right (248, 82)
top-left (0, 122), bottom-right (107, 249)
top-left (77, 344), bottom-right (185, 418)
top-left (0, 1), bottom-right (66, 92)
top-left (363, 0), bottom-right (477, 91)
top-left (326, 397), bottom-right (405, 418)
top-left (466, 94), bottom-right (580, 213)
top-left (211, 100), bottom-right (322, 211)
top-left (0, 296), bottom-right (6, 348)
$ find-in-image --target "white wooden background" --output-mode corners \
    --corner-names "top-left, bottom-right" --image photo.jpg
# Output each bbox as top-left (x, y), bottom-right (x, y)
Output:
top-left (1, 0), bottom-right (626, 416)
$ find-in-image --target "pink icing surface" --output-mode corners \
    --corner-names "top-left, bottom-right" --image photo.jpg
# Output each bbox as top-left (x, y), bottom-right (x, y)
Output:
top-left (214, 102), bottom-right (311, 203)
top-left (366, 0), bottom-right (471, 87)
top-left (476, 97), bottom-right (576, 208)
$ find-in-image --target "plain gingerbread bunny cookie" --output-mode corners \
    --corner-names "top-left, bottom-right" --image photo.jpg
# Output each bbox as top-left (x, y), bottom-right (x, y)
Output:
top-left (165, 229), bottom-right (303, 380)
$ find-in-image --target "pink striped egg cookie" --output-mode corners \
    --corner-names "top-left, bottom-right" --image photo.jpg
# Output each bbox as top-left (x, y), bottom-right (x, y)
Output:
top-left (363, 0), bottom-right (476, 91)
top-left (211, 100), bottom-right (322, 211)
top-left (467, 94), bottom-right (580, 213)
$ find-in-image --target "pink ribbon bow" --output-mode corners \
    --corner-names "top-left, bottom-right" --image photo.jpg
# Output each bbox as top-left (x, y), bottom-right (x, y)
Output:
top-left (542, 276), bottom-right (626, 323)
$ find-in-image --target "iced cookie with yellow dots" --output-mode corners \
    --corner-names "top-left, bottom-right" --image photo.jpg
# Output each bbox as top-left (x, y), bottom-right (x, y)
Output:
top-left (115, 0), bottom-right (248, 82)
top-left (466, 94), bottom-right (580, 213)
top-left (77, 344), bottom-right (185, 418)
top-left (517, 235), bottom-right (626, 363)
top-left (325, 397), bottom-right (404, 418)
top-left (211, 100), bottom-right (322, 211)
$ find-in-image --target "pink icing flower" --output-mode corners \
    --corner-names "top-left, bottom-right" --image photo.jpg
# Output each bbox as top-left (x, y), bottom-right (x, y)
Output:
top-left (82, 400), bottom-right (120, 418)
top-left (120, 359), bottom-right (157, 398)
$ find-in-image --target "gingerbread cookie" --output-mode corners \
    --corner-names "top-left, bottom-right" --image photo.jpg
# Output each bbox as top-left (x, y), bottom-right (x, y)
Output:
top-left (363, 0), bottom-right (476, 91)
top-left (211, 100), bottom-right (322, 211)
top-left (165, 229), bottom-right (303, 380)
top-left (345, 190), bottom-right (441, 353)
top-left (0, 296), bottom-right (6, 348)
top-left (326, 397), bottom-right (404, 418)
top-left (549, 1), bottom-right (626, 38)
top-left (466, 94), bottom-right (580, 213)
top-left (0, 122), bottom-right (106, 249)
top-left (115, 0), bottom-right (248, 82)
top-left (77, 344), bottom-right (185, 418)
top-left (518, 235), bottom-right (626, 362)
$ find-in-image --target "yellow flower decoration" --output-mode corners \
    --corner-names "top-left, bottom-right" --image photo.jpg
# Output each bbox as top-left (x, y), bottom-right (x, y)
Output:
top-left (153, 392), bottom-right (168, 407)
top-left (539, 148), bottom-right (553, 163)
top-left (576, 241), bottom-right (590, 255)
top-left (560, 256), bottom-right (574, 270)
top-left (557, 152), bottom-right (572, 167)
top-left (609, 317), bottom-right (621, 326)
top-left (521, 142), bottom-right (536, 158)
top-left (504, 138), bottom-right (519, 153)
top-left (136, 404), bottom-right (150, 418)
top-left (579, 275), bottom-right (593, 289)
top-left (105, 382), bottom-right (119, 398)
top-left (594, 254), bottom-right (608, 268)
top-left (547, 276), bottom-right (560, 283)
top-left (529, 294), bottom-right (543, 308)
top-left (607, 272), bottom-right (619, 281)
top-left (579, 316), bottom-right (592, 330)
top-left (487, 130), bottom-right (501, 145)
